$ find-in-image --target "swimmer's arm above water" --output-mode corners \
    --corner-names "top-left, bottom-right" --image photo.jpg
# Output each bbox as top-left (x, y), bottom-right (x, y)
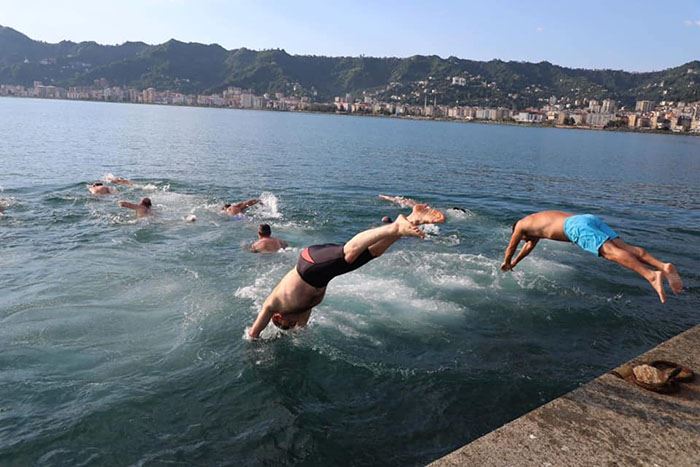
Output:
top-left (501, 229), bottom-right (523, 271)
top-left (248, 303), bottom-right (275, 338)
top-left (238, 198), bottom-right (261, 209)
top-left (378, 194), bottom-right (418, 208)
top-left (509, 239), bottom-right (539, 269)
top-left (118, 201), bottom-right (140, 210)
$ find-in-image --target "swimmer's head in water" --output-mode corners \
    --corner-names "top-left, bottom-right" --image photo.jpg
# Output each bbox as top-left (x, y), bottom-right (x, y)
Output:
top-left (272, 313), bottom-right (297, 330)
top-left (140, 197), bottom-right (152, 208)
top-left (258, 223), bottom-right (271, 237)
top-left (93, 182), bottom-right (103, 186)
top-left (450, 207), bottom-right (467, 213)
top-left (223, 203), bottom-right (231, 209)
top-left (381, 216), bottom-right (393, 224)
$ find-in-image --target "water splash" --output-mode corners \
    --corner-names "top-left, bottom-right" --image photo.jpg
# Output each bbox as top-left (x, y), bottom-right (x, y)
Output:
top-left (254, 192), bottom-right (282, 219)
top-left (446, 208), bottom-right (475, 220)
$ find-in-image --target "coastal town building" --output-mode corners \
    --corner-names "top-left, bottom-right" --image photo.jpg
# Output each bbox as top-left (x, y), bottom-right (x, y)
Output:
top-left (1, 80), bottom-right (698, 134)
top-left (601, 99), bottom-right (617, 114)
top-left (635, 100), bottom-right (654, 112)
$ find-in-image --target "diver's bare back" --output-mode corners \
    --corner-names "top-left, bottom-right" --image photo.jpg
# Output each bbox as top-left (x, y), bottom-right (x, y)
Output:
top-left (519, 210), bottom-right (572, 241)
top-left (268, 268), bottom-right (326, 315)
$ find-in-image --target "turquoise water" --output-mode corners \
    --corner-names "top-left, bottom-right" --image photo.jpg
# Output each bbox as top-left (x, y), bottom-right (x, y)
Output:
top-left (1, 97), bottom-right (698, 465)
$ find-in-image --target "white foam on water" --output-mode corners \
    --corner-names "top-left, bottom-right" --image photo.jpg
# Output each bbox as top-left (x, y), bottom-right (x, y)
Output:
top-left (420, 224), bottom-right (440, 236)
top-left (134, 182), bottom-right (168, 192)
top-left (427, 272), bottom-right (482, 289)
top-left (382, 250), bottom-right (496, 289)
top-left (251, 191), bottom-right (282, 219)
top-left (107, 214), bottom-right (142, 225)
top-left (143, 189), bottom-right (214, 223)
top-left (446, 208), bottom-right (475, 220)
top-left (329, 272), bottom-right (464, 316)
top-left (234, 262), bottom-right (289, 310)
top-left (434, 234), bottom-right (460, 246)
top-left (513, 255), bottom-right (577, 275)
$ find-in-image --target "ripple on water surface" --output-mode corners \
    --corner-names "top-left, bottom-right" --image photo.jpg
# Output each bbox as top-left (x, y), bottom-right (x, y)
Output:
top-left (0, 99), bottom-right (698, 465)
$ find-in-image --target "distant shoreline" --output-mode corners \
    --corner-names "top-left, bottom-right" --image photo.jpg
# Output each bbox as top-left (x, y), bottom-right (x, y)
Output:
top-left (3, 94), bottom-right (698, 138)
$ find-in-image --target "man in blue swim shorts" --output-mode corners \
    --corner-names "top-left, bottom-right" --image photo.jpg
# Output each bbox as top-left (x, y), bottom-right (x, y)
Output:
top-left (247, 204), bottom-right (445, 338)
top-left (500, 211), bottom-right (683, 303)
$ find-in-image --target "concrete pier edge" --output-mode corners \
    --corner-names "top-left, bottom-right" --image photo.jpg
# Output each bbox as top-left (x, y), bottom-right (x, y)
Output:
top-left (430, 325), bottom-right (700, 466)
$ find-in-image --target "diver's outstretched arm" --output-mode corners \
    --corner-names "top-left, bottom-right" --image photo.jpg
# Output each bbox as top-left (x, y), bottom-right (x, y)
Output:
top-left (510, 239), bottom-right (539, 269)
top-left (248, 302), bottom-right (275, 338)
top-left (501, 230), bottom-right (524, 271)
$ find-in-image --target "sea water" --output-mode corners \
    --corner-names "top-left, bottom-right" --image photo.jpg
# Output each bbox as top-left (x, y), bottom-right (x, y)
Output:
top-left (0, 98), bottom-right (698, 465)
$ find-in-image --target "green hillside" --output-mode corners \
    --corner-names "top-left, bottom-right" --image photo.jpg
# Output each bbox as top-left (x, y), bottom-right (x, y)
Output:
top-left (1, 26), bottom-right (697, 106)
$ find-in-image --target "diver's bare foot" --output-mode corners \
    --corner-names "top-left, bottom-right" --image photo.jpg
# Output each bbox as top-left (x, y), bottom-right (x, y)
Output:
top-left (662, 263), bottom-right (683, 295)
top-left (650, 271), bottom-right (666, 304)
top-left (406, 204), bottom-right (446, 225)
top-left (395, 214), bottom-right (424, 238)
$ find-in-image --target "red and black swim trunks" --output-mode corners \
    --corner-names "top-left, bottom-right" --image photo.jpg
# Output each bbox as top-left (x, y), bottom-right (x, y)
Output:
top-left (296, 243), bottom-right (376, 288)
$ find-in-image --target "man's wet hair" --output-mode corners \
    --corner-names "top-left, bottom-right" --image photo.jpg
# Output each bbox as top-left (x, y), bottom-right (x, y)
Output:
top-left (93, 182), bottom-right (103, 186)
top-left (381, 216), bottom-right (393, 224)
top-left (223, 203), bottom-right (231, 209)
top-left (141, 197), bottom-right (152, 208)
top-left (258, 224), bottom-right (271, 237)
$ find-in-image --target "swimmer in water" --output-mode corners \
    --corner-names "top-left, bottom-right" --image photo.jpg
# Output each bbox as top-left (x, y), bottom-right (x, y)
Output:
top-left (223, 198), bottom-right (260, 216)
top-left (250, 224), bottom-right (288, 253)
top-left (501, 211), bottom-right (683, 304)
top-left (247, 203), bottom-right (446, 338)
top-left (105, 174), bottom-right (132, 185)
top-left (378, 194), bottom-right (419, 208)
top-left (88, 182), bottom-right (116, 195)
top-left (378, 194), bottom-right (447, 223)
top-left (118, 197), bottom-right (152, 218)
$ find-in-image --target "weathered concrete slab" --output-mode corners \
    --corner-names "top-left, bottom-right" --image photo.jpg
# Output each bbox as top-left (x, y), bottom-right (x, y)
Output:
top-left (431, 325), bottom-right (700, 467)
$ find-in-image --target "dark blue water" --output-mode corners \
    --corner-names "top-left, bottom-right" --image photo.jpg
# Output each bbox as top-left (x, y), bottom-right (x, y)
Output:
top-left (1, 97), bottom-right (698, 465)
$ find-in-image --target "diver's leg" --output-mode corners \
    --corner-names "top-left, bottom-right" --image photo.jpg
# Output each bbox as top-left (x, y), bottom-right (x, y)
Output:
top-left (612, 238), bottom-right (682, 294)
top-left (599, 241), bottom-right (666, 303)
top-left (343, 215), bottom-right (423, 263)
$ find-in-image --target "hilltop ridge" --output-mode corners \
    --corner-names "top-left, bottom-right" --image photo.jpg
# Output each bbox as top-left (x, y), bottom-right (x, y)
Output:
top-left (0, 26), bottom-right (698, 106)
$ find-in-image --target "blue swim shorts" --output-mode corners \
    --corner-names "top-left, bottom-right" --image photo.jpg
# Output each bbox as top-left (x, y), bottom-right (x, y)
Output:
top-left (563, 214), bottom-right (619, 256)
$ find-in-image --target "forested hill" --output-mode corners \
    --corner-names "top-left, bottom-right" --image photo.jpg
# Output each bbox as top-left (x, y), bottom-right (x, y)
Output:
top-left (1, 26), bottom-right (698, 107)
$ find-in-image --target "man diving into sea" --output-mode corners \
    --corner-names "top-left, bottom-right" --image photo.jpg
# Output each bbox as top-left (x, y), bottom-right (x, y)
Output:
top-left (501, 211), bottom-right (683, 303)
top-left (247, 204), bottom-right (445, 338)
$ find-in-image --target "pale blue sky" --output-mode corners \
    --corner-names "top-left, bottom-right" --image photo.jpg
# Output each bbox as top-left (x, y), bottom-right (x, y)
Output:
top-left (1, 0), bottom-right (699, 71)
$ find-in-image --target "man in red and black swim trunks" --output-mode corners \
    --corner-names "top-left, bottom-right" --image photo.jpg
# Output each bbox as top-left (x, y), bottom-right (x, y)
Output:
top-left (247, 204), bottom-right (445, 338)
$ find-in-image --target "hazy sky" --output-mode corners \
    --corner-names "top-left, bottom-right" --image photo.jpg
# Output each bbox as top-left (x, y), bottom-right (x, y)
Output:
top-left (1, 0), bottom-right (699, 71)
